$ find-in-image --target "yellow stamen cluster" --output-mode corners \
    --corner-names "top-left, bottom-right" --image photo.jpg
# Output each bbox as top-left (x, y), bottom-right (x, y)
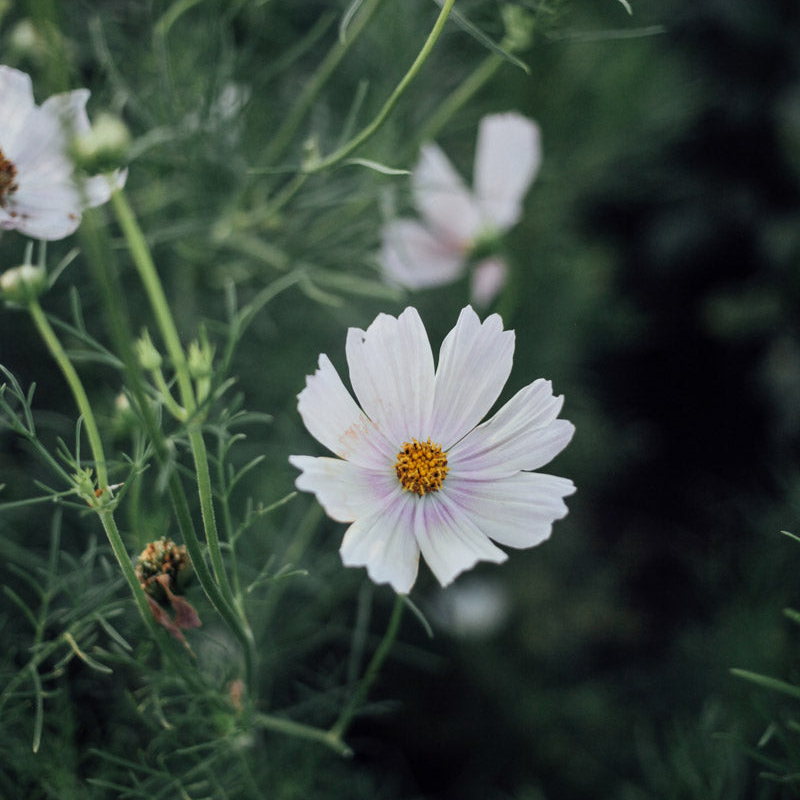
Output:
top-left (395, 437), bottom-right (449, 496)
top-left (0, 148), bottom-right (18, 205)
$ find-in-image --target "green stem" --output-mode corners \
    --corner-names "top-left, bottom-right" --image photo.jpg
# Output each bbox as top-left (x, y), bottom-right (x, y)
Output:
top-left (259, 0), bottom-right (386, 167)
top-left (412, 52), bottom-right (504, 151)
top-left (328, 594), bottom-right (404, 742)
top-left (112, 189), bottom-right (237, 611)
top-left (253, 713), bottom-right (352, 758)
top-left (188, 424), bottom-right (235, 602)
top-left (27, 299), bottom-right (108, 490)
top-left (83, 205), bottom-right (256, 690)
top-left (306, 0), bottom-right (457, 173)
top-left (110, 190), bottom-right (195, 412)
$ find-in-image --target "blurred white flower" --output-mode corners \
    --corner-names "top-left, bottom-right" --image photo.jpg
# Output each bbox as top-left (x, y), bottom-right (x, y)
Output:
top-left (0, 65), bottom-right (126, 240)
top-left (380, 113), bottom-right (541, 307)
top-left (290, 305), bottom-right (575, 594)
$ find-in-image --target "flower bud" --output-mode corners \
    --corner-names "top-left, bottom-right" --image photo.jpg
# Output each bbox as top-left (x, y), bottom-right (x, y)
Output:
top-left (501, 4), bottom-right (535, 52)
top-left (71, 112), bottom-right (131, 175)
top-left (0, 263), bottom-right (47, 304)
top-left (135, 330), bottom-right (162, 371)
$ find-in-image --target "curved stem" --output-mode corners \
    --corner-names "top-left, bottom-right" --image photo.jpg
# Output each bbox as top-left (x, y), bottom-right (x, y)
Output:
top-left (88, 203), bottom-right (256, 689)
top-left (253, 713), bottom-right (352, 758)
top-left (412, 51), bottom-right (504, 151)
top-left (187, 424), bottom-right (235, 602)
top-left (259, 0), bottom-right (386, 167)
top-left (306, 0), bottom-right (457, 173)
top-left (27, 299), bottom-right (108, 490)
top-left (328, 593), bottom-right (404, 742)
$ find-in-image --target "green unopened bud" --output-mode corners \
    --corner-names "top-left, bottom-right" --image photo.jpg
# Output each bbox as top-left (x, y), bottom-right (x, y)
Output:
top-left (501, 5), bottom-right (535, 52)
top-left (8, 18), bottom-right (47, 64)
top-left (136, 330), bottom-right (163, 371)
top-left (0, 263), bottom-right (47, 304)
top-left (72, 113), bottom-right (131, 174)
top-left (188, 337), bottom-right (214, 380)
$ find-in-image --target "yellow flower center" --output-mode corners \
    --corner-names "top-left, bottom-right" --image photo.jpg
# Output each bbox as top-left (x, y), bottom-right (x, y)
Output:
top-left (0, 147), bottom-right (18, 206)
top-left (394, 437), bottom-right (449, 496)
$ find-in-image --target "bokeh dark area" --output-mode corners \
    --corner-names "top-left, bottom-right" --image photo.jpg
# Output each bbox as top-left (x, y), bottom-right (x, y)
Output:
top-left (2, 0), bottom-right (800, 798)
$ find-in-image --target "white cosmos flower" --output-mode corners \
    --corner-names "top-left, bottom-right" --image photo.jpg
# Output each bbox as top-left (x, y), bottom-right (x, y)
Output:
top-left (0, 65), bottom-right (126, 240)
top-left (380, 113), bottom-right (541, 307)
top-left (290, 305), bottom-right (575, 594)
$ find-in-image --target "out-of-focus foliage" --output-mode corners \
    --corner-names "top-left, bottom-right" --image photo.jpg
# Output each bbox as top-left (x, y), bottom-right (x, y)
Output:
top-left (1, 0), bottom-right (800, 798)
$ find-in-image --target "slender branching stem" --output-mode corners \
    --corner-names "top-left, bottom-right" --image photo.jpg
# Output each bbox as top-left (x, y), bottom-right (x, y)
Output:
top-left (328, 593), bottom-right (405, 743)
top-left (259, 0), bottom-right (387, 167)
top-left (26, 299), bottom-right (109, 490)
top-left (305, 0), bottom-right (457, 173)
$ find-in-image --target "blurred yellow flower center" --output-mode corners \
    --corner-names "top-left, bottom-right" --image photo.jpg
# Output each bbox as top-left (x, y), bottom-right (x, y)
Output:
top-left (395, 438), bottom-right (449, 496)
top-left (0, 147), bottom-right (18, 205)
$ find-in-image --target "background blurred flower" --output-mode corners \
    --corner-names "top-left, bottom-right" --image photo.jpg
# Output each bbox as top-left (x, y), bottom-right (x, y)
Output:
top-left (0, 65), bottom-right (126, 240)
top-left (290, 305), bottom-right (574, 593)
top-left (380, 113), bottom-right (541, 306)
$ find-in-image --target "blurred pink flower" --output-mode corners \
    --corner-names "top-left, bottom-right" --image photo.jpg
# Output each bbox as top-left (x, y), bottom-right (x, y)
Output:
top-left (290, 305), bottom-right (574, 594)
top-left (381, 113), bottom-right (541, 306)
top-left (0, 65), bottom-right (126, 240)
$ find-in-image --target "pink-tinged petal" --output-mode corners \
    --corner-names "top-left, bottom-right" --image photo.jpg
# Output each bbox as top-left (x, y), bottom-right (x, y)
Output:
top-left (432, 306), bottom-right (514, 449)
top-left (449, 378), bottom-right (574, 475)
top-left (414, 493), bottom-right (507, 587)
top-left (0, 66), bottom-right (35, 150)
top-left (340, 494), bottom-right (421, 593)
top-left (380, 218), bottom-right (465, 289)
top-left (297, 354), bottom-right (394, 468)
top-left (443, 472), bottom-right (575, 549)
top-left (289, 456), bottom-right (395, 522)
top-left (412, 142), bottom-right (482, 246)
top-left (346, 307), bottom-right (435, 445)
top-left (473, 113), bottom-right (541, 231)
top-left (469, 257), bottom-right (507, 308)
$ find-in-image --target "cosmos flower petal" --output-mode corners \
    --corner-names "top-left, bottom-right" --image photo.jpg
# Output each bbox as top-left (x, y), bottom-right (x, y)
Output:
top-left (297, 354), bottom-right (394, 468)
top-left (449, 378), bottom-right (574, 474)
top-left (288, 455), bottom-right (395, 522)
top-left (444, 472), bottom-right (575, 548)
top-left (414, 494), bottom-right (507, 588)
top-left (412, 142), bottom-right (482, 245)
top-left (380, 218), bottom-right (465, 289)
top-left (340, 494), bottom-right (421, 594)
top-left (346, 307), bottom-right (435, 444)
top-left (0, 67), bottom-right (123, 241)
top-left (473, 113), bottom-right (541, 231)
top-left (432, 306), bottom-right (514, 448)
top-left (470, 257), bottom-right (507, 308)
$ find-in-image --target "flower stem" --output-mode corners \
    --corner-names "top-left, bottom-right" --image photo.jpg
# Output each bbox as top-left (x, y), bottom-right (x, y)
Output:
top-left (412, 52), bottom-right (504, 150)
top-left (26, 299), bottom-right (108, 490)
top-left (105, 194), bottom-right (255, 685)
top-left (328, 593), bottom-right (405, 743)
top-left (305, 0), bottom-right (457, 173)
top-left (253, 713), bottom-right (353, 758)
top-left (110, 190), bottom-right (195, 413)
top-left (111, 190), bottom-right (235, 606)
top-left (258, 0), bottom-right (386, 167)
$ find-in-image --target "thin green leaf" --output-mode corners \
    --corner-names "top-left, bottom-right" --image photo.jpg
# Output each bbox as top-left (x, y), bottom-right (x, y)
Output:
top-left (339, 0), bottom-right (366, 43)
top-left (402, 594), bottom-right (434, 639)
top-left (29, 664), bottom-right (43, 753)
top-left (433, 0), bottom-right (530, 73)
top-left (343, 158), bottom-right (410, 176)
top-left (62, 631), bottom-right (113, 674)
top-left (731, 668), bottom-right (800, 701)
